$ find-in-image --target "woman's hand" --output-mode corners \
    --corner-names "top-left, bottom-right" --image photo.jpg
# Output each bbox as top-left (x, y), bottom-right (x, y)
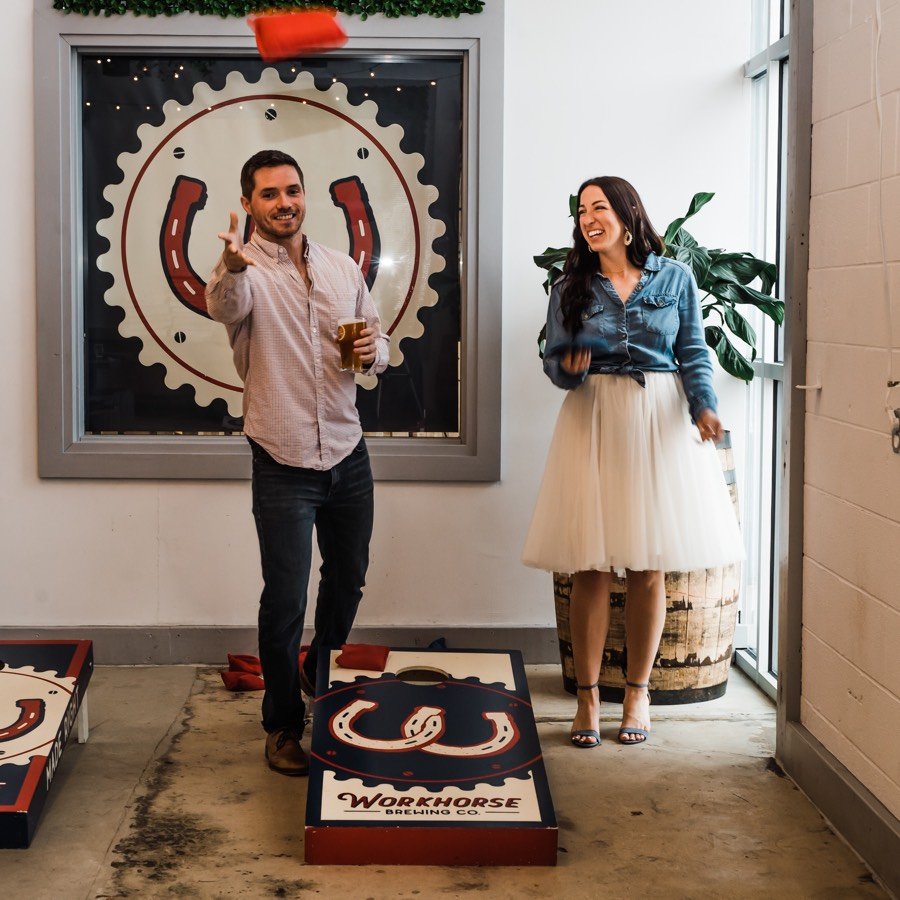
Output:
top-left (560, 347), bottom-right (591, 375)
top-left (696, 408), bottom-right (724, 443)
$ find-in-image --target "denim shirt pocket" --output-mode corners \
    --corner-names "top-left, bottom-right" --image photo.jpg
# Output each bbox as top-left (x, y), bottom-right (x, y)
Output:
top-left (641, 292), bottom-right (679, 336)
top-left (581, 298), bottom-right (604, 321)
top-left (578, 297), bottom-right (613, 349)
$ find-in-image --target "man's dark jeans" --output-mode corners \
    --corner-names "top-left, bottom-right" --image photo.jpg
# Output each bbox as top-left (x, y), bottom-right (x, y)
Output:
top-left (250, 437), bottom-right (373, 735)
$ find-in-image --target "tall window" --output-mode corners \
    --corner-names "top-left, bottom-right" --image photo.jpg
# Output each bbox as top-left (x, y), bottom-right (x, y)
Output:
top-left (737, 0), bottom-right (790, 699)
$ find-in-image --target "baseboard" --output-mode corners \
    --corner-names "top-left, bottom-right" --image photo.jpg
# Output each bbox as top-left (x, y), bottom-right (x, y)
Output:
top-left (779, 721), bottom-right (900, 897)
top-left (0, 627), bottom-right (561, 666)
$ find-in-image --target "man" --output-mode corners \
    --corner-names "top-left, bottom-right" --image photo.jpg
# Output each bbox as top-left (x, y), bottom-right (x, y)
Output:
top-left (206, 149), bottom-right (389, 776)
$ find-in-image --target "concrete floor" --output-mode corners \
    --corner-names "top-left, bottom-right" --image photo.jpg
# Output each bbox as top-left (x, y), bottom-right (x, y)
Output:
top-left (0, 665), bottom-right (887, 899)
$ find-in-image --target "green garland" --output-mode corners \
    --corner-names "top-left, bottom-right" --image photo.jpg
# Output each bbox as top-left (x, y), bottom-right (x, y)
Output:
top-left (53, 0), bottom-right (484, 18)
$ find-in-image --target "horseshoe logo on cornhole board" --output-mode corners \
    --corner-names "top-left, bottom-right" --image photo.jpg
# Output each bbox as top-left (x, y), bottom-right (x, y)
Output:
top-left (0, 666), bottom-right (76, 766)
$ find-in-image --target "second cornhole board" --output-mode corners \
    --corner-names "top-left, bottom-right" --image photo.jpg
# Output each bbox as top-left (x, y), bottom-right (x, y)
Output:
top-left (0, 640), bottom-right (93, 848)
top-left (305, 648), bottom-right (557, 866)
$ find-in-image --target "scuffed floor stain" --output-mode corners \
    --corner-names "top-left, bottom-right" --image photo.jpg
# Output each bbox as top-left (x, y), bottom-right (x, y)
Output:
top-left (266, 878), bottom-right (320, 896)
top-left (106, 681), bottom-right (225, 892)
top-left (111, 810), bottom-right (223, 881)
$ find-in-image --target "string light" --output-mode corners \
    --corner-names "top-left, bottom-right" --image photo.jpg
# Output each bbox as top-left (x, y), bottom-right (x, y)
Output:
top-left (430, 81), bottom-right (436, 86)
top-left (174, 73), bottom-right (179, 79)
top-left (396, 87), bottom-right (402, 92)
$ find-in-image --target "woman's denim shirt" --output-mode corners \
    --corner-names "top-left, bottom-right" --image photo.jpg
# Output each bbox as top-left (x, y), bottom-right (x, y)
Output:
top-left (543, 253), bottom-right (717, 421)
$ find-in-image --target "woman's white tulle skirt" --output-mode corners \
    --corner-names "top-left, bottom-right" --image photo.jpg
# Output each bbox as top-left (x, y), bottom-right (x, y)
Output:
top-left (522, 372), bottom-right (744, 575)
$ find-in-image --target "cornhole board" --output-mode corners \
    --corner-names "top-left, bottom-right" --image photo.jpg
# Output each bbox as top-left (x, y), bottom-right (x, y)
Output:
top-left (305, 648), bottom-right (557, 866)
top-left (0, 640), bottom-right (93, 848)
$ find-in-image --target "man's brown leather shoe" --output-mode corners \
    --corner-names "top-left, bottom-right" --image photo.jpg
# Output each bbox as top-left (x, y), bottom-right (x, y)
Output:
top-left (265, 728), bottom-right (309, 776)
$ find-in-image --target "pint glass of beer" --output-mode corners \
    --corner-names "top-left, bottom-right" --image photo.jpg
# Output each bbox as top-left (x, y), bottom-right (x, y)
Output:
top-left (336, 317), bottom-right (367, 372)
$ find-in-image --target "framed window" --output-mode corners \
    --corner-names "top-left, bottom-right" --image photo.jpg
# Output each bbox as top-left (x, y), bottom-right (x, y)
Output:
top-left (735, 0), bottom-right (790, 698)
top-left (35, 1), bottom-right (503, 480)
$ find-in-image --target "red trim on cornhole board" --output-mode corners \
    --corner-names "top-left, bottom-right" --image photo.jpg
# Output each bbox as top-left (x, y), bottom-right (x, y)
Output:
top-left (0, 756), bottom-right (48, 815)
top-left (304, 825), bottom-right (558, 866)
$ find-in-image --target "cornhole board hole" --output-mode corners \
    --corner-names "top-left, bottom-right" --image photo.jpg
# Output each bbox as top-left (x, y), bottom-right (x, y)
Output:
top-left (0, 640), bottom-right (93, 848)
top-left (305, 648), bottom-right (557, 866)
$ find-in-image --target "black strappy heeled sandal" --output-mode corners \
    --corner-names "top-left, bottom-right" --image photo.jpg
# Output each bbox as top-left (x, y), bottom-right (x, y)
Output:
top-left (617, 680), bottom-right (651, 745)
top-left (570, 682), bottom-right (602, 749)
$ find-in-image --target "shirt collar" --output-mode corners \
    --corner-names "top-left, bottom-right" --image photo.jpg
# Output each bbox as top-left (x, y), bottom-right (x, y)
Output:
top-left (643, 251), bottom-right (662, 272)
top-left (250, 230), bottom-right (311, 261)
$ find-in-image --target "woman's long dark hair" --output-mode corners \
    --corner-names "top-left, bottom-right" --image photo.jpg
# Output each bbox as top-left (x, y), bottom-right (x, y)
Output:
top-left (559, 176), bottom-right (663, 334)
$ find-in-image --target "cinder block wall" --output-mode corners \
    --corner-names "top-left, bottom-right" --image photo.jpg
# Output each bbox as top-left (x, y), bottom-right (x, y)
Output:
top-left (805, 0), bottom-right (900, 820)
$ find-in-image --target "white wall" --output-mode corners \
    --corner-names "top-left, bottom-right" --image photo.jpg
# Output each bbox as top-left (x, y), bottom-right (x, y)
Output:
top-left (1, 0), bottom-right (751, 630)
top-left (804, 0), bottom-right (900, 820)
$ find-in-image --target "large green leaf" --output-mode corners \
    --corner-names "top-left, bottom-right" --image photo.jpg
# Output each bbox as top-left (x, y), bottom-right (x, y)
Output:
top-left (666, 227), bottom-right (699, 249)
top-left (663, 192), bottom-right (715, 244)
top-left (568, 194), bottom-right (579, 220)
top-left (712, 283), bottom-right (785, 324)
top-left (705, 325), bottom-right (754, 381)
top-left (722, 305), bottom-right (758, 360)
top-left (534, 247), bottom-right (569, 294)
top-left (707, 252), bottom-right (777, 293)
top-left (533, 248), bottom-right (569, 270)
top-left (667, 241), bottom-right (712, 285)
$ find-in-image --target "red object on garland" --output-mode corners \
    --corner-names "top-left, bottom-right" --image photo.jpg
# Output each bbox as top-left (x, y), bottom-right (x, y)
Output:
top-left (249, 8), bottom-right (348, 61)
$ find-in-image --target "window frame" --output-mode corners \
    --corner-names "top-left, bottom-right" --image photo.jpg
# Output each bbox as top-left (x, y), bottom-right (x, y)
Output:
top-left (735, 0), bottom-right (790, 699)
top-left (34, 0), bottom-right (503, 480)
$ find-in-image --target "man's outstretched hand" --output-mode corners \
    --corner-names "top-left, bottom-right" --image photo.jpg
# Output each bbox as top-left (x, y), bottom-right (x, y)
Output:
top-left (217, 212), bottom-right (256, 273)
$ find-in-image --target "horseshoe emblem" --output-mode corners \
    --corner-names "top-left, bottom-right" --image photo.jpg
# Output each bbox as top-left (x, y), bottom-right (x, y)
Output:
top-left (329, 175), bottom-right (380, 290)
top-left (329, 699), bottom-right (519, 758)
top-left (405, 710), bottom-right (520, 758)
top-left (159, 174), bottom-right (381, 318)
top-left (160, 175), bottom-right (211, 318)
top-left (0, 699), bottom-right (46, 742)
top-left (330, 699), bottom-right (445, 752)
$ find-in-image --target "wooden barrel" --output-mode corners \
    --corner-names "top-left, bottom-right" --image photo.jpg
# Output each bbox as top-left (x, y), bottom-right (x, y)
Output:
top-left (553, 434), bottom-right (741, 705)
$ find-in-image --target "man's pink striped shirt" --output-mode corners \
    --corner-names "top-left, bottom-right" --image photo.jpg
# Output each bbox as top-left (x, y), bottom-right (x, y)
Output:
top-left (206, 232), bottom-right (389, 469)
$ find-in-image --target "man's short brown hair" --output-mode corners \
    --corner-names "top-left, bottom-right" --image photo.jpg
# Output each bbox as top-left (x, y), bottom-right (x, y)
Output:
top-left (240, 149), bottom-right (305, 199)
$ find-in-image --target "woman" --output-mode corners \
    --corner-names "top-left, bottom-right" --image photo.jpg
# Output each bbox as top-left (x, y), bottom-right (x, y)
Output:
top-left (522, 176), bottom-right (744, 748)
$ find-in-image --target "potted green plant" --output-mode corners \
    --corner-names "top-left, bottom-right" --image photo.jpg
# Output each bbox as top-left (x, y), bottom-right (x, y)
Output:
top-left (534, 192), bottom-right (782, 381)
top-left (535, 192), bottom-right (782, 703)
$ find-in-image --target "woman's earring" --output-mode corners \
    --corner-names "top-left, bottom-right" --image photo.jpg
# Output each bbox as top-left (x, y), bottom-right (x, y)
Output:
top-left (624, 229), bottom-right (633, 246)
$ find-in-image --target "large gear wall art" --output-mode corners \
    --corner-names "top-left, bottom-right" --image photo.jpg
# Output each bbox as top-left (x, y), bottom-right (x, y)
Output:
top-left (97, 68), bottom-right (447, 416)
